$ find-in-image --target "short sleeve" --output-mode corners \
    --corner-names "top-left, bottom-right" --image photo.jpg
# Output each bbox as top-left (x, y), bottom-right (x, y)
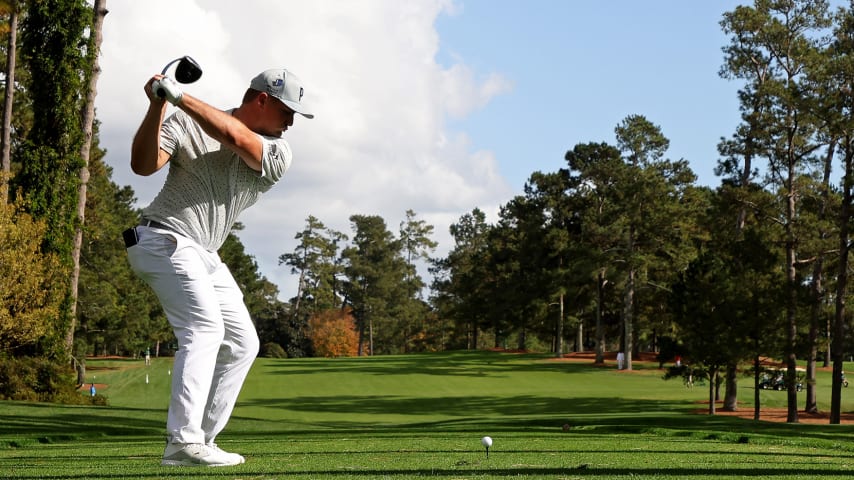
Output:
top-left (159, 111), bottom-right (184, 155)
top-left (259, 137), bottom-right (292, 184)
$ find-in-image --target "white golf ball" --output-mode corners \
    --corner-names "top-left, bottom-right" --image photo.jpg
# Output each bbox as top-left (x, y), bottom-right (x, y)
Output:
top-left (481, 436), bottom-right (493, 448)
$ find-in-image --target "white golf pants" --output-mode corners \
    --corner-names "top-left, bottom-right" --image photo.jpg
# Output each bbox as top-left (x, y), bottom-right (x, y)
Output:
top-left (127, 225), bottom-right (259, 445)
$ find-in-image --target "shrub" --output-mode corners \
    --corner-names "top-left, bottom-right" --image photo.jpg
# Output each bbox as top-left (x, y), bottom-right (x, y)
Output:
top-left (261, 342), bottom-right (287, 358)
top-left (0, 202), bottom-right (64, 352)
top-left (308, 309), bottom-right (359, 358)
top-left (0, 356), bottom-right (102, 404)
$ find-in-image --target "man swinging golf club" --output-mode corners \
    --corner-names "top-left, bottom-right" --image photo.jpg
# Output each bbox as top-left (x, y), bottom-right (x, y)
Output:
top-left (125, 60), bottom-right (313, 467)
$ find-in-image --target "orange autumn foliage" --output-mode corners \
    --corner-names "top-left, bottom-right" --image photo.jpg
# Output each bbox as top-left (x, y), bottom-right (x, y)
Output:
top-left (308, 308), bottom-right (359, 358)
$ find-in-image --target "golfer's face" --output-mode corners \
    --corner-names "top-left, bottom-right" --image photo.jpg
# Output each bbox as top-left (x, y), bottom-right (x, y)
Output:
top-left (262, 96), bottom-right (296, 137)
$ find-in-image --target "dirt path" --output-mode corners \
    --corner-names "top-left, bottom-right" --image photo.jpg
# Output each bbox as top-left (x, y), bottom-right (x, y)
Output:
top-left (699, 406), bottom-right (854, 424)
top-left (77, 383), bottom-right (108, 391)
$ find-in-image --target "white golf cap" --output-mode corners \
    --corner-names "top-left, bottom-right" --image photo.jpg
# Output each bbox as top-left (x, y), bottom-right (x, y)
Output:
top-left (249, 68), bottom-right (314, 119)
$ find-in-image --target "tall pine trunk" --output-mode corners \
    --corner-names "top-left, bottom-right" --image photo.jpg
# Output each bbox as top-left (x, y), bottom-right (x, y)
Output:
top-left (753, 355), bottom-right (761, 420)
top-left (831, 144), bottom-right (853, 424)
top-left (556, 292), bottom-right (564, 357)
top-left (594, 270), bottom-right (605, 364)
top-left (622, 269), bottom-right (634, 371)
top-left (68, 0), bottom-right (107, 352)
top-left (723, 364), bottom-right (737, 411)
top-left (805, 141), bottom-right (834, 414)
top-left (0, 4), bottom-right (17, 204)
top-left (707, 365), bottom-right (718, 415)
top-left (622, 225), bottom-right (635, 371)
top-left (785, 168), bottom-right (799, 424)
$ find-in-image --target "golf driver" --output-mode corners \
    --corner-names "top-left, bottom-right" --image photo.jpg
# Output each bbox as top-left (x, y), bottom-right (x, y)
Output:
top-left (153, 55), bottom-right (202, 100)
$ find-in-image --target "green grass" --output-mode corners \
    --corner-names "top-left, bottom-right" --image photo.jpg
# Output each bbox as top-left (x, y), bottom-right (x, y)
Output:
top-left (1, 350), bottom-right (853, 479)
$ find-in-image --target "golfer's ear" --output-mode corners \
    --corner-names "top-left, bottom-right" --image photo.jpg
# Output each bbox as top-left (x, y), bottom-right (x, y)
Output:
top-left (256, 92), bottom-right (271, 108)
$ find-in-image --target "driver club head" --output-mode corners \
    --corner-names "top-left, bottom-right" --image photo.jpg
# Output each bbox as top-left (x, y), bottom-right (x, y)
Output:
top-left (174, 56), bottom-right (202, 84)
top-left (160, 55), bottom-right (203, 84)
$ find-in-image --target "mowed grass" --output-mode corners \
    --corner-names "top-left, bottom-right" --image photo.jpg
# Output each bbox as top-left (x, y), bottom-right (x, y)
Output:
top-left (1, 350), bottom-right (853, 479)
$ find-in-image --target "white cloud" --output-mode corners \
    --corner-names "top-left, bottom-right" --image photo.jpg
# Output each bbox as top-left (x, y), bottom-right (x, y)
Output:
top-left (96, 0), bottom-right (512, 300)
top-left (441, 65), bottom-right (514, 118)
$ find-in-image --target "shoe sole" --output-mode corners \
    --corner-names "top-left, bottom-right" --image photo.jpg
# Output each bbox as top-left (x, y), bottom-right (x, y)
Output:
top-left (161, 459), bottom-right (241, 467)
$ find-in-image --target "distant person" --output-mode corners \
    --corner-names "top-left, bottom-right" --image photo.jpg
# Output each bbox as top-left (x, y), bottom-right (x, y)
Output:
top-left (89, 383), bottom-right (96, 397)
top-left (125, 67), bottom-right (313, 467)
top-left (144, 349), bottom-right (151, 366)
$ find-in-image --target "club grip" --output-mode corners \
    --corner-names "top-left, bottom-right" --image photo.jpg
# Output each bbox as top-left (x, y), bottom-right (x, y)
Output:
top-left (151, 77), bottom-right (183, 105)
top-left (153, 79), bottom-right (166, 98)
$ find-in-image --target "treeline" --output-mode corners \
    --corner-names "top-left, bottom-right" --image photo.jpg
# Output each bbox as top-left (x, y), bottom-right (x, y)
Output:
top-left (281, 1), bottom-right (854, 424)
top-left (431, 0), bottom-right (854, 424)
top-left (2, 0), bottom-right (854, 424)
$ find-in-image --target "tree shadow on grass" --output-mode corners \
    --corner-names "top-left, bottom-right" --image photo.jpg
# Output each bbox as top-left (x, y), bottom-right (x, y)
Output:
top-left (0, 402), bottom-right (162, 445)
top-left (239, 394), bottom-right (670, 418)
top-left (232, 391), bottom-right (854, 448)
top-left (263, 350), bottom-right (588, 378)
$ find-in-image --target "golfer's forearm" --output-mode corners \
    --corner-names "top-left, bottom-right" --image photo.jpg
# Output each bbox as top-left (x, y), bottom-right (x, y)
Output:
top-left (177, 95), bottom-right (263, 171)
top-left (131, 103), bottom-right (168, 176)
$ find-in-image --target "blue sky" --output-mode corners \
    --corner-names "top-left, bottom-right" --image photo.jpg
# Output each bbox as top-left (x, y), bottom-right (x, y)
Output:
top-left (435, 0), bottom-right (746, 189)
top-left (98, 1), bottom-right (765, 299)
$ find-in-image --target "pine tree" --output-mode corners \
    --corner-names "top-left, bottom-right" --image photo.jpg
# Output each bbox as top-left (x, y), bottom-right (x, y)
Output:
top-left (13, 0), bottom-right (93, 359)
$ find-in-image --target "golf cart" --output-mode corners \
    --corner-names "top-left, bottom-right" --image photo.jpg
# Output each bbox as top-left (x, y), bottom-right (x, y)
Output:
top-left (758, 367), bottom-right (804, 392)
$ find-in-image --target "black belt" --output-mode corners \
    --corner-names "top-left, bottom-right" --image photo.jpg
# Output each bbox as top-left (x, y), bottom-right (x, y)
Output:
top-left (122, 219), bottom-right (172, 248)
top-left (139, 219), bottom-right (171, 230)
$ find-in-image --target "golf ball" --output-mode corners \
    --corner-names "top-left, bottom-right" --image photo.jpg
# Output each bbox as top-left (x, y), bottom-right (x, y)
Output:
top-left (481, 436), bottom-right (493, 448)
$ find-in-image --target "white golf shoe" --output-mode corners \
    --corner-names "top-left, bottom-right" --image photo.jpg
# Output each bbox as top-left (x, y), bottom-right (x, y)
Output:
top-left (161, 442), bottom-right (243, 467)
top-left (208, 443), bottom-right (246, 465)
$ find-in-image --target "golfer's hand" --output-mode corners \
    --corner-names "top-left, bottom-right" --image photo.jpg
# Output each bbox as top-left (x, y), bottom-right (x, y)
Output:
top-left (151, 76), bottom-right (183, 105)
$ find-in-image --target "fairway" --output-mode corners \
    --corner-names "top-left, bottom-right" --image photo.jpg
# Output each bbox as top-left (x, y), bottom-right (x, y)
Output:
top-left (1, 351), bottom-right (853, 479)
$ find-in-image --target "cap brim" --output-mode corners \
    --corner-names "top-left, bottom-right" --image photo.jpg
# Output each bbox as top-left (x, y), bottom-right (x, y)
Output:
top-left (283, 99), bottom-right (314, 119)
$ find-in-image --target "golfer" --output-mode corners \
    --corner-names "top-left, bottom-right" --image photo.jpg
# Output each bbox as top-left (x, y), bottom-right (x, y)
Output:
top-left (125, 67), bottom-right (313, 466)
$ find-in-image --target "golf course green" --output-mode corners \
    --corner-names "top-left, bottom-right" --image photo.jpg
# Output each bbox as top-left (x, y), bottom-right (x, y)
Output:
top-left (1, 350), bottom-right (852, 479)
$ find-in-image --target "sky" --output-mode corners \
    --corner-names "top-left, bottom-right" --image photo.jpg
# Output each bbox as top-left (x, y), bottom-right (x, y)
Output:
top-left (96, 0), bottom-right (749, 301)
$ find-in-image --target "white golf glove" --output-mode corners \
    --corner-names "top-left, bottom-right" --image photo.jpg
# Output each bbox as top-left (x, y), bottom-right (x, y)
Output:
top-left (151, 76), bottom-right (183, 105)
